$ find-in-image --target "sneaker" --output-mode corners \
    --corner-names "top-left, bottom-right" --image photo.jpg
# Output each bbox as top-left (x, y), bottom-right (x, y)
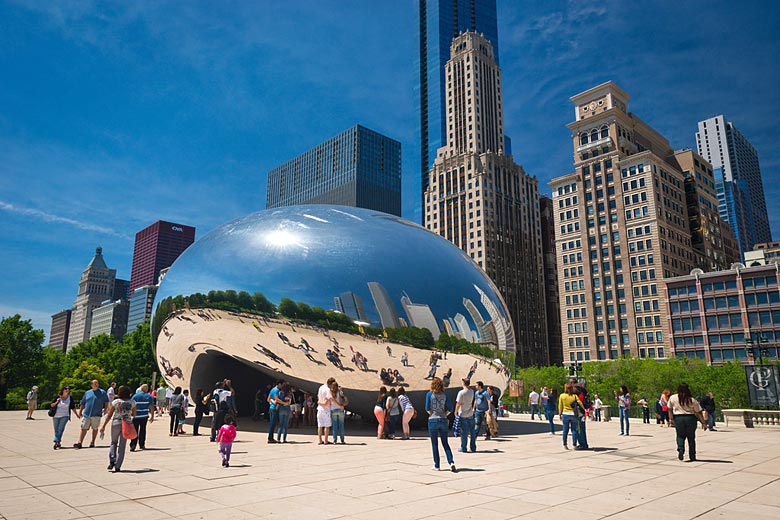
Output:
top-left (678, 452), bottom-right (684, 461)
top-left (549, 432), bottom-right (556, 435)
top-left (432, 465), bottom-right (439, 471)
top-left (130, 447), bottom-right (136, 452)
top-left (619, 433), bottom-right (624, 436)
top-left (689, 457), bottom-right (697, 462)
top-left (107, 463), bottom-right (114, 470)
top-left (458, 448), bottom-right (466, 453)
top-left (450, 464), bottom-right (457, 473)
top-left (225, 462), bottom-right (229, 468)
top-left (113, 468), bottom-right (121, 473)
top-left (267, 439), bottom-right (277, 444)
top-left (564, 445), bottom-right (569, 450)
top-left (222, 459), bottom-right (226, 467)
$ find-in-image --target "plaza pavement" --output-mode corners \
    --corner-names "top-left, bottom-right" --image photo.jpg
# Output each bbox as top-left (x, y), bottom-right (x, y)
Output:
top-left (1, 410), bottom-right (779, 520)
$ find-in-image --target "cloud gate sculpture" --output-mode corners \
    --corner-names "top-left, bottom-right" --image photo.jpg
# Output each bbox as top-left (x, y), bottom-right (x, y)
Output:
top-left (152, 205), bottom-right (513, 418)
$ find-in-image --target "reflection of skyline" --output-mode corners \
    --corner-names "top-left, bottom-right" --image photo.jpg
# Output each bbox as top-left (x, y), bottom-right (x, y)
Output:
top-left (334, 291), bottom-right (368, 322)
top-left (367, 281), bottom-right (401, 328)
top-left (400, 293), bottom-right (441, 339)
top-left (454, 313), bottom-right (478, 343)
top-left (475, 285), bottom-right (512, 351)
top-left (463, 297), bottom-right (496, 345)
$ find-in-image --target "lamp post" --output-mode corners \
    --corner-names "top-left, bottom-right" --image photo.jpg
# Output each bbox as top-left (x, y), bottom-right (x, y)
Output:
top-left (746, 333), bottom-right (770, 366)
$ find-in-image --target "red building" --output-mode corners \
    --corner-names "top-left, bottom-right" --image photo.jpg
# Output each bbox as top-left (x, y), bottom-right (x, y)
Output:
top-left (129, 221), bottom-right (195, 293)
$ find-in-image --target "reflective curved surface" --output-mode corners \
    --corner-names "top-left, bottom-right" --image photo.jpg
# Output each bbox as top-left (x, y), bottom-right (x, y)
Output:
top-left (152, 205), bottom-right (513, 417)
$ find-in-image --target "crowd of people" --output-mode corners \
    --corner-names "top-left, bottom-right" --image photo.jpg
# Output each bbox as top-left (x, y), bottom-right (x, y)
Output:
top-left (27, 369), bottom-right (717, 473)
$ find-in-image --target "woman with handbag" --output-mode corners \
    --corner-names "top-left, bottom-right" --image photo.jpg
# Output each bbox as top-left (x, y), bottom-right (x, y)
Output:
top-left (49, 386), bottom-right (76, 449)
top-left (100, 385), bottom-right (136, 472)
top-left (557, 382), bottom-right (584, 450)
top-left (659, 389), bottom-right (671, 427)
top-left (169, 387), bottom-right (185, 436)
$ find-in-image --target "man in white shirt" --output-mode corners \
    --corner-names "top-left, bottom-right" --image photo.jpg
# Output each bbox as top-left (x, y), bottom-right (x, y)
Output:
top-left (317, 377), bottom-right (336, 444)
top-left (455, 378), bottom-right (477, 453)
top-left (528, 387), bottom-right (541, 420)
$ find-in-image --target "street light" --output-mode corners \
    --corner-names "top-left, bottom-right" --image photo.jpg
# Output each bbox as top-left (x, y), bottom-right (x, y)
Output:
top-left (746, 333), bottom-right (770, 366)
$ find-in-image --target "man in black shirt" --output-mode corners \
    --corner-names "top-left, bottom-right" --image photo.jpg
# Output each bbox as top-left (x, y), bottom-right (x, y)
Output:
top-left (699, 392), bottom-right (716, 431)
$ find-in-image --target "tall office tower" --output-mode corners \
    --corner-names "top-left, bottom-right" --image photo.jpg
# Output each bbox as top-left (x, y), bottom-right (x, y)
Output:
top-left (696, 115), bottom-right (772, 254)
top-left (552, 81), bottom-right (732, 364)
top-left (540, 196), bottom-right (563, 365)
top-left (333, 291), bottom-right (368, 323)
top-left (266, 125), bottom-right (402, 216)
top-left (367, 282), bottom-right (402, 329)
top-left (423, 32), bottom-right (547, 365)
top-left (417, 0), bottom-right (499, 214)
top-left (126, 285), bottom-right (158, 333)
top-left (669, 150), bottom-right (736, 271)
top-left (113, 278), bottom-right (130, 301)
top-left (400, 294), bottom-right (441, 339)
top-left (49, 309), bottom-right (71, 352)
top-left (129, 221), bottom-right (196, 294)
top-left (66, 247), bottom-right (117, 351)
top-left (89, 300), bottom-right (129, 343)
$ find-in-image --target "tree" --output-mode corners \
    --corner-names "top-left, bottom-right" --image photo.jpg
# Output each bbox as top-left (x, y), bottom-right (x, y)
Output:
top-left (114, 321), bottom-right (156, 388)
top-left (278, 298), bottom-right (299, 319)
top-left (37, 347), bottom-right (66, 403)
top-left (60, 361), bottom-right (112, 401)
top-left (0, 315), bottom-right (45, 409)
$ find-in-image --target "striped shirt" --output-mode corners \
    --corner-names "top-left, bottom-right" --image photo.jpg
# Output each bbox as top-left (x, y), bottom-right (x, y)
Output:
top-left (132, 392), bottom-right (155, 419)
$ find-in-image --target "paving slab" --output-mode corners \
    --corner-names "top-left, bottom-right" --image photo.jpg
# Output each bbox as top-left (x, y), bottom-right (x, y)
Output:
top-left (1, 410), bottom-right (779, 519)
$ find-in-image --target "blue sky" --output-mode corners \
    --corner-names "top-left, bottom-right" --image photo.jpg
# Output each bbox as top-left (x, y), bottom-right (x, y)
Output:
top-left (1, 1), bottom-right (779, 338)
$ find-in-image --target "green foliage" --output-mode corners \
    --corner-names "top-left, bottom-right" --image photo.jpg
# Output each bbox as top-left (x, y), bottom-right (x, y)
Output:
top-left (386, 326), bottom-right (435, 349)
top-left (38, 347), bottom-right (66, 402)
top-left (60, 361), bottom-right (111, 401)
top-left (0, 314), bottom-right (45, 409)
top-left (514, 357), bottom-right (751, 409)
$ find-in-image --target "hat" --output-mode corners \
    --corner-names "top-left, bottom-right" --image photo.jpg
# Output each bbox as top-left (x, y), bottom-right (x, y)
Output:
top-left (462, 378), bottom-right (470, 385)
top-left (32, 385), bottom-right (38, 390)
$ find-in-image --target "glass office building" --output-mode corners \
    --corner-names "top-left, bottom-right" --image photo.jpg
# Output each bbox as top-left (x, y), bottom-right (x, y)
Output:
top-left (416, 0), bottom-right (499, 215)
top-left (127, 285), bottom-right (158, 333)
top-left (265, 125), bottom-right (401, 216)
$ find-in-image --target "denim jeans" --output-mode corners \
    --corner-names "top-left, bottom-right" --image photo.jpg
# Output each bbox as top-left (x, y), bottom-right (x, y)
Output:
top-left (276, 408), bottom-right (290, 441)
top-left (619, 407), bottom-right (630, 435)
top-left (331, 409), bottom-right (345, 442)
top-left (530, 404), bottom-right (540, 420)
top-left (388, 413), bottom-right (399, 436)
top-left (545, 409), bottom-right (555, 433)
top-left (575, 417), bottom-right (588, 448)
top-left (109, 421), bottom-right (127, 469)
top-left (706, 410), bottom-right (716, 430)
top-left (674, 414), bottom-right (698, 459)
top-left (428, 418), bottom-right (453, 468)
top-left (459, 415), bottom-right (476, 452)
top-left (561, 414), bottom-right (578, 447)
top-left (474, 410), bottom-right (488, 437)
top-left (267, 408), bottom-right (278, 441)
top-left (52, 416), bottom-right (69, 442)
top-left (594, 408), bottom-right (601, 421)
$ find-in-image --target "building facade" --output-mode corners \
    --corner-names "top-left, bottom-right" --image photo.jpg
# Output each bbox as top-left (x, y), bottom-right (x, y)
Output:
top-left (423, 32), bottom-right (547, 365)
top-left (265, 125), bottom-right (402, 216)
top-left (666, 264), bottom-right (780, 364)
top-left (49, 309), bottom-right (71, 352)
top-left (551, 82), bottom-right (732, 364)
top-left (127, 285), bottom-right (158, 333)
top-left (746, 242), bottom-right (780, 266)
top-left (66, 247), bottom-right (117, 351)
top-left (129, 221), bottom-right (196, 294)
top-left (696, 115), bottom-right (772, 255)
top-left (416, 0), bottom-right (499, 214)
top-left (540, 196), bottom-right (563, 365)
top-left (90, 300), bottom-right (129, 343)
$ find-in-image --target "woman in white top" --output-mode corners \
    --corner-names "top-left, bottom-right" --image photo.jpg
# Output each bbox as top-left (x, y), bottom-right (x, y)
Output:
top-left (397, 387), bottom-right (415, 440)
top-left (49, 386), bottom-right (76, 449)
top-left (667, 382), bottom-right (707, 462)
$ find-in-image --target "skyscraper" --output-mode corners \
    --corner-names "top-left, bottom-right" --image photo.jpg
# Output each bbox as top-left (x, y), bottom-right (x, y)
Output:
top-left (540, 196), bottom-right (563, 365)
top-left (49, 309), bottom-right (71, 352)
top-left (66, 247), bottom-right (116, 351)
top-left (551, 82), bottom-right (733, 364)
top-left (696, 115), bottom-right (772, 255)
top-left (127, 285), bottom-right (158, 333)
top-left (90, 300), bottom-right (129, 343)
top-left (334, 291), bottom-right (368, 323)
top-left (367, 282), bottom-right (402, 329)
top-left (265, 125), bottom-right (402, 216)
top-left (417, 0), bottom-right (499, 214)
top-left (129, 221), bottom-right (195, 294)
top-left (423, 32), bottom-right (547, 365)
top-left (400, 294), bottom-right (441, 339)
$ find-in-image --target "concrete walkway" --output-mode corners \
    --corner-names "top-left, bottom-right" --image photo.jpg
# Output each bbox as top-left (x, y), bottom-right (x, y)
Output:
top-left (1, 411), bottom-right (779, 519)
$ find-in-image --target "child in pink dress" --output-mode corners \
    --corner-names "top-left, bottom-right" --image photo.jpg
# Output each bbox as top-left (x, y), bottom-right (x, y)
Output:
top-left (216, 415), bottom-right (237, 467)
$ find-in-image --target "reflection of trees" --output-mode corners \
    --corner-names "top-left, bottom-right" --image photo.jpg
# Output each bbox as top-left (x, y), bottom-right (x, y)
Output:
top-left (278, 298), bottom-right (361, 334)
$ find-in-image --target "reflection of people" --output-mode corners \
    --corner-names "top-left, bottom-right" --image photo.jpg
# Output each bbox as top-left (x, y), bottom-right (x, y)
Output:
top-left (401, 352), bottom-right (408, 366)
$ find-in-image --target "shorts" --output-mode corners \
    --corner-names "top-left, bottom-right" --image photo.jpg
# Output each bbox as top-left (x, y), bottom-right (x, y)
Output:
top-left (27, 400), bottom-right (37, 411)
top-left (317, 409), bottom-right (332, 428)
top-left (81, 416), bottom-right (101, 430)
top-left (291, 404), bottom-right (302, 413)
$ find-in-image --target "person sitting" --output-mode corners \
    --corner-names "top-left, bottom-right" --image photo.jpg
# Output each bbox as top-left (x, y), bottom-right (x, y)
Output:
top-left (380, 369), bottom-right (393, 385)
top-left (393, 369), bottom-right (404, 383)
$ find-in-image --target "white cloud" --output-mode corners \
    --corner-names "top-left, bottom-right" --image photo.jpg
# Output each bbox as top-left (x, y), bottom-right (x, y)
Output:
top-left (0, 200), bottom-right (132, 240)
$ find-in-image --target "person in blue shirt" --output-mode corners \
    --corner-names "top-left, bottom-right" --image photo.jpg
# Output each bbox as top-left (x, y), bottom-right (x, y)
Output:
top-left (73, 380), bottom-right (109, 449)
top-left (130, 384), bottom-right (155, 451)
top-left (473, 381), bottom-right (492, 440)
top-left (267, 380), bottom-right (283, 444)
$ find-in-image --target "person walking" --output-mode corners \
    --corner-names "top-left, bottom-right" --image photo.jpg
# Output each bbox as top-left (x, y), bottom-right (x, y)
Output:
top-left (192, 388), bottom-right (208, 436)
top-left (528, 387), bottom-right (540, 420)
top-left (275, 383), bottom-right (292, 443)
top-left (667, 383), bottom-right (707, 461)
top-left (474, 381), bottom-right (491, 440)
top-left (74, 380), bottom-right (110, 449)
top-left (130, 384), bottom-right (155, 451)
top-left (557, 382), bottom-right (584, 450)
top-left (107, 382), bottom-right (117, 402)
top-left (397, 387), bottom-right (414, 440)
top-left (385, 388), bottom-right (401, 439)
top-left (330, 382), bottom-right (348, 444)
top-left (49, 386), bottom-right (76, 449)
top-left (266, 380), bottom-right (282, 444)
top-left (593, 394), bottom-right (603, 422)
top-left (156, 383), bottom-right (167, 417)
top-left (169, 387), bottom-right (185, 436)
top-left (100, 385), bottom-right (136, 472)
top-left (699, 392), bottom-right (717, 431)
top-left (614, 386), bottom-right (631, 436)
top-left (572, 379), bottom-right (590, 449)
top-left (658, 389), bottom-right (671, 427)
top-left (425, 377), bottom-right (456, 472)
top-left (455, 377), bottom-right (476, 453)
top-left (544, 387), bottom-right (558, 434)
top-left (374, 386), bottom-right (387, 440)
top-left (217, 415), bottom-right (237, 468)
top-left (26, 385), bottom-right (38, 420)
top-left (638, 396), bottom-right (650, 424)
top-left (317, 377), bottom-right (335, 445)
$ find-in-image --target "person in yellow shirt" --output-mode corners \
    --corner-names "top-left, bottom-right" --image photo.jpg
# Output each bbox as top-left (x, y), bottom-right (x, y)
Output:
top-left (557, 382), bottom-right (584, 450)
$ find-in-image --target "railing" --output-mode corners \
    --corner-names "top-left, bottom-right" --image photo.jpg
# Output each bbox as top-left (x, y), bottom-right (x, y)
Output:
top-left (723, 409), bottom-right (780, 428)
